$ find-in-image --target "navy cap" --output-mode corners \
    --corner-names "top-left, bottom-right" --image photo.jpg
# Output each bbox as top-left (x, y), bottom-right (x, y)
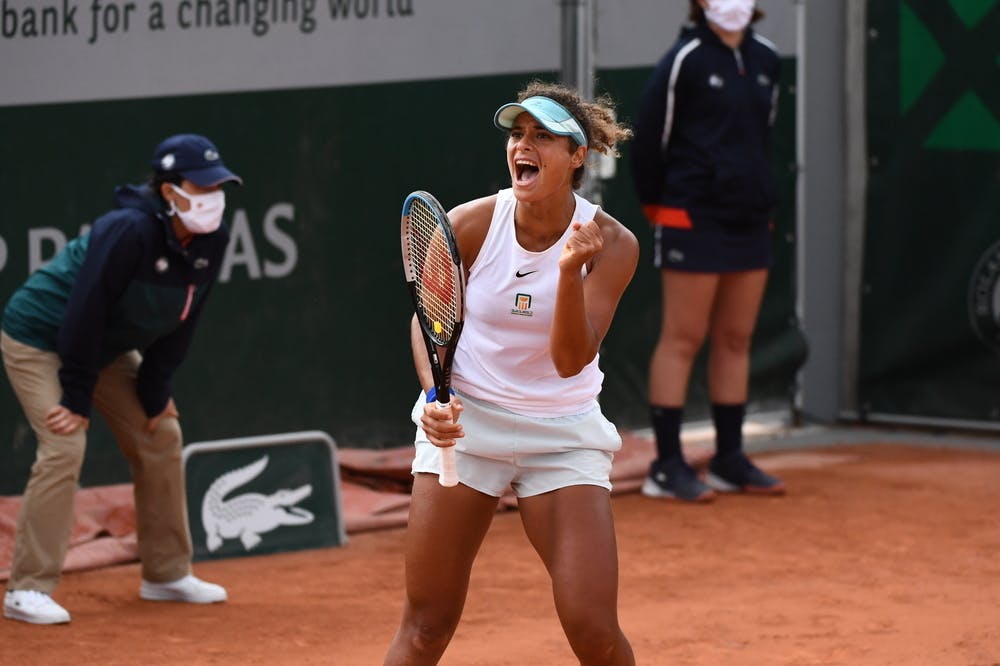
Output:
top-left (151, 134), bottom-right (243, 187)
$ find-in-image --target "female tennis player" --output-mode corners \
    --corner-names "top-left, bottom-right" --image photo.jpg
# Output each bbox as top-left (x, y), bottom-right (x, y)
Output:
top-left (384, 81), bottom-right (637, 665)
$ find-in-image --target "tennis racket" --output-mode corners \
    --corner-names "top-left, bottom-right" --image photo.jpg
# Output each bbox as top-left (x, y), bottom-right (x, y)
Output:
top-left (401, 191), bottom-right (466, 487)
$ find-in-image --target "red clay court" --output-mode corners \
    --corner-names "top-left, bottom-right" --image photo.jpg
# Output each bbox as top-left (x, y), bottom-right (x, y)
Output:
top-left (2, 424), bottom-right (999, 665)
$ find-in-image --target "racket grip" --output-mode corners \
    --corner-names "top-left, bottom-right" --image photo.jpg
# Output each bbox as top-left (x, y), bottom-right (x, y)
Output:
top-left (436, 399), bottom-right (459, 487)
top-left (439, 446), bottom-right (458, 487)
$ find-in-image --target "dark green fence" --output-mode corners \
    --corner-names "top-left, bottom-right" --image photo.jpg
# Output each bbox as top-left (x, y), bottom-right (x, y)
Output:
top-left (859, 1), bottom-right (1000, 423)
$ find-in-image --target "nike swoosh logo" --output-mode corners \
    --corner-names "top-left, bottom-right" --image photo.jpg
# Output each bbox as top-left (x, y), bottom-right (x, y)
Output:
top-left (515, 270), bottom-right (538, 278)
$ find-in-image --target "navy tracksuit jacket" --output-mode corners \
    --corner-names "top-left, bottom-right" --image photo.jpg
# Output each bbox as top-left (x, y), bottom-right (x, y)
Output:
top-left (1, 185), bottom-right (229, 418)
top-left (631, 22), bottom-right (781, 227)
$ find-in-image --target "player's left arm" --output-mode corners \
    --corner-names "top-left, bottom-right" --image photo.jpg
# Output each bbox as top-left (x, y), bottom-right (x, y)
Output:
top-left (550, 211), bottom-right (639, 376)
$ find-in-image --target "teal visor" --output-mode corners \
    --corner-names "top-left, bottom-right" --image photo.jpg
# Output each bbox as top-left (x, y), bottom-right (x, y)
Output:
top-left (493, 96), bottom-right (587, 147)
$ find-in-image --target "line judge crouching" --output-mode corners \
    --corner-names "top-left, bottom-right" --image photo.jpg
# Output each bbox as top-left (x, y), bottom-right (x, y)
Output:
top-left (1, 134), bottom-right (240, 624)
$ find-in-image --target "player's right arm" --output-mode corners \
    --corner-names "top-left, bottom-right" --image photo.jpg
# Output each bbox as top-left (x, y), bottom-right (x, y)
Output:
top-left (410, 194), bottom-right (495, 446)
top-left (410, 314), bottom-right (436, 394)
top-left (446, 194), bottom-right (495, 278)
top-left (410, 313), bottom-right (465, 447)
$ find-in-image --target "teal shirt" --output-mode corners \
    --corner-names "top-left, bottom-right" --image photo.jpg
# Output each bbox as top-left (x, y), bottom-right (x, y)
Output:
top-left (3, 234), bottom-right (90, 353)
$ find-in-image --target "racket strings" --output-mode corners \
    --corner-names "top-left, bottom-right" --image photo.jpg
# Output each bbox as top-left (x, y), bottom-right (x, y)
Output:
top-left (408, 200), bottom-right (458, 344)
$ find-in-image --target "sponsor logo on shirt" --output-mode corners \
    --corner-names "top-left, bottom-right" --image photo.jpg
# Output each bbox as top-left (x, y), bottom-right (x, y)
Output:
top-left (708, 74), bottom-right (724, 89)
top-left (757, 73), bottom-right (772, 87)
top-left (511, 293), bottom-right (533, 317)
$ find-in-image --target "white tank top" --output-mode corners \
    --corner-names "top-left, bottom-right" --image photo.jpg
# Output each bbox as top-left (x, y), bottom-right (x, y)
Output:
top-left (452, 188), bottom-right (604, 417)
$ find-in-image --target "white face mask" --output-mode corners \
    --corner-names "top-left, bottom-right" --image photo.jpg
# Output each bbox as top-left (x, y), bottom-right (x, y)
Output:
top-left (167, 183), bottom-right (225, 234)
top-left (704, 0), bottom-right (755, 33)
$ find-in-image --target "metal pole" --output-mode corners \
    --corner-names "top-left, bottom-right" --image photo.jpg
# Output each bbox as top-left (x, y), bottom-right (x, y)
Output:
top-left (560, 0), bottom-right (600, 202)
top-left (840, 0), bottom-right (868, 422)
top-left (793, 0), bottom-right (807, 423)
top-left (560, 0), bottom-right (594, 100)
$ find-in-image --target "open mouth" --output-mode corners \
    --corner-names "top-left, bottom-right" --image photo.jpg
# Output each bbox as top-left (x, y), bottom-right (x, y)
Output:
top-left (515, 159), bottom-right (540, 186)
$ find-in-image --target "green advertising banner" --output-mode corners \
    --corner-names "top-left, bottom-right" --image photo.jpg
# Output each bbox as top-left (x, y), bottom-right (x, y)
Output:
top-left (0, 66), bottom-right (804, 494)
top-left (860, 1), bottom-right (1000, 423)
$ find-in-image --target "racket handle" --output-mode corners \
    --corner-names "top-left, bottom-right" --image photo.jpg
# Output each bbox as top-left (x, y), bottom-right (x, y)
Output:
top-left (439, 446), bottom-right (458, 487)
top-left (435, 399), bottom-right (459, 487)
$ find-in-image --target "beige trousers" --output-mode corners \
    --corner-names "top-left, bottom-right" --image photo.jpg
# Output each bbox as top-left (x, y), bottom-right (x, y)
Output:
top-left (1, 331), bottom-right (192, 593)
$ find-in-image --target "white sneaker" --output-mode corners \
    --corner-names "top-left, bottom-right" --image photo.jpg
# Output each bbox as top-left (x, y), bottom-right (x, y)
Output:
top-left (140, 575), bottom-right (227, 604)
top-left (4, 590), bottom-right (71, 624)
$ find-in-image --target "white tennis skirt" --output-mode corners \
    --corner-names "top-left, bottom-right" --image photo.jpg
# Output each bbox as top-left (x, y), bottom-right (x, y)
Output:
top-left (411, 390), bottom-right (621, 497)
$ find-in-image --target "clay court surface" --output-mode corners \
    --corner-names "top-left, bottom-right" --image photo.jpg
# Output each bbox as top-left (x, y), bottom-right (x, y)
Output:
top-left (3, 433), bottom-right (1000, 665)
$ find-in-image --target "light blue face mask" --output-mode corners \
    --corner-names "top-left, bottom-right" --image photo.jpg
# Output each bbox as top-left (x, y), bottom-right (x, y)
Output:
top-left (493, 96), bottom-right (587, 147)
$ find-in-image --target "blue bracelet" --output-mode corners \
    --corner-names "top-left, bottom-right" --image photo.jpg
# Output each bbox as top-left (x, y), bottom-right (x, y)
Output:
top-left (425, 387), bottom-right (456, 403)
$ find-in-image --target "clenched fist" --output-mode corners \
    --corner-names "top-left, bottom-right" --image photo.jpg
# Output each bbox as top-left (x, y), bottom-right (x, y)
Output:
top-left (559, 220), bottom-right (604, 272)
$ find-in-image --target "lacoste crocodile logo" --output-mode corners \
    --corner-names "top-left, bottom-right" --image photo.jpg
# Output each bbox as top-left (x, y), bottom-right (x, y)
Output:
top-left (515, 270), bottom-right (538, 278)
top-left (201, 455), bottom-right (314, 552)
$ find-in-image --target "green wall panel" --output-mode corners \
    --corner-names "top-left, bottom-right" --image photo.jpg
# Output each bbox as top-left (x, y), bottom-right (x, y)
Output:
top-left (0, 64), bottom-right (802, 494)
top-left (860, 1), bottom-right (1000, 422)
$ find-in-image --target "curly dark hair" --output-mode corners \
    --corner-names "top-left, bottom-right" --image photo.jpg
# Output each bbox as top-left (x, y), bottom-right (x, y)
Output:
top-left (511, 80), bottom-right (632, 189)
top-left (688, 0), bottom-right (764, 24)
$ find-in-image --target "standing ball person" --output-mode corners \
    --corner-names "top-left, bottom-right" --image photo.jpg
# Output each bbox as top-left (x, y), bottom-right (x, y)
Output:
top-left (1, 134), bottom-right (239, 624)
top-left (631, 0), bottom-right (786, 502)
top-left (384, 81), bottom-right (638, 665)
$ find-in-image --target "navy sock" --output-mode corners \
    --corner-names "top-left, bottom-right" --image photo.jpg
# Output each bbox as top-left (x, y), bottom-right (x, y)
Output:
top-left (650, 405), bottom-right (684, 465)
top-left (712, 402), bottom-right (745, 457)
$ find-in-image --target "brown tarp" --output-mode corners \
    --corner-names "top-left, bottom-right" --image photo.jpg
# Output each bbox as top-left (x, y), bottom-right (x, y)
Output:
top-left (1, 429), bottom-right (689, 580)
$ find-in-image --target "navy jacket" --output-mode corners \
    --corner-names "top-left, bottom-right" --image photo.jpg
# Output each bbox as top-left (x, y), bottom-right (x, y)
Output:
top-left (2, 184), bottom-right (229, 418)
top-left (631, 22), bottom-right (781, 225)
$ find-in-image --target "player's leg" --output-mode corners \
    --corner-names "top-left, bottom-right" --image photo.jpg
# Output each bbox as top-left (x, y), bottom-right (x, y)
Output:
top-left (644, 270), bottom-right (719, 501)
top-left (91, 351), bottom-right (193, 583)
top-left (705, 269), bottom-right (784, 493)
top-left (384, 474), bottom-right (500, 665)
top-left (518, 485), bottom-right (635, 666)
top-left (1, 333), bottom-right (82, 623)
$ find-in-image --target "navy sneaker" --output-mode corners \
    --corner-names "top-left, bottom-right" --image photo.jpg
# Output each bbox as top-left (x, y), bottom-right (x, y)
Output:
top-left (706, 453), bottom-right (786, 495)
top-left (641, 459), bottom-right (716, 503)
